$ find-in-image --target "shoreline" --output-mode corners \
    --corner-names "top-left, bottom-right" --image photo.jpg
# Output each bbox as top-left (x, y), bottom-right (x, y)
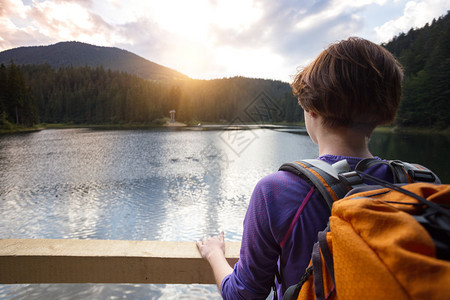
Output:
top-left (1, 123), bottom-right (448, 135)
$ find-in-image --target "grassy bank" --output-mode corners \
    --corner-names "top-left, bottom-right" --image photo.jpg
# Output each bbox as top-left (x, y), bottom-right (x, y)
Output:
top-left (44, 123), bottom-right (166, 130)
top-left (374, 126), bottom-right (450, 135)
top-left (0, 121), bottom-right (168, 134)
top-left (0, 124), bottom-right (44, 135)
top-left (1, 121), bottom-right (448, 135)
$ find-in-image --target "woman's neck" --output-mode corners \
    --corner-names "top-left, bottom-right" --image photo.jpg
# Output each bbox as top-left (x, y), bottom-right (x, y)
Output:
top-left (316, 126), bottom-right (373, 158)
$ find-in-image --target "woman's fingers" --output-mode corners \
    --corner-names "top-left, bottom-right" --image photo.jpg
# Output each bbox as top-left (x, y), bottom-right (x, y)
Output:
top-left (196, 232), bottom-right (225, 259)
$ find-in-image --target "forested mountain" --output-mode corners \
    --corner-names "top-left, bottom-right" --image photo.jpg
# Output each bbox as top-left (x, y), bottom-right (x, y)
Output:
top-left (0, 62), bottom-right (297, 126)
top-left (0, 42), bottom-right (188, 81)
top-left (1, 12), bottom-right (448, 130)
top-left (382, 11), bottom-right (449, 128)
top-left (0, 41), bottom-right (297, 127)
top-left (0, 62), bottom-right (39, 127)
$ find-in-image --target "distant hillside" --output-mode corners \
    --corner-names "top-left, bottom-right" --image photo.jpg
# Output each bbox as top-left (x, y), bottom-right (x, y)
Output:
top-left (0, 41), bottom-right (189, 81)
top-left (382, 11), bottom-right (449, 128)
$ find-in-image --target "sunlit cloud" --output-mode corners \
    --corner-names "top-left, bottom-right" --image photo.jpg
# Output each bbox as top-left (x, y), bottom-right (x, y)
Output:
top-left (375, 0), bottom-right (449, 42)
top-left (0, 0), bottom-right (448, 81)
top-left (212, 46), bottom-right (284, 79)
top-left (28, 0), bottom-right (127, 46)
top-left (1, 0), bottom-right (28, 17)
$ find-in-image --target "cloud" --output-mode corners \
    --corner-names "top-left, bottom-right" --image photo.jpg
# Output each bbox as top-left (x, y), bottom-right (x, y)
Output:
top-left (28, 0), bottom-right (127, 45)
top-left (0, 2), bottom-right (53, 49)
top-left (375, 0), bottom-right (449, 42)
top-left (0, 0), bottom-right (28, 17)
top-left (204, 0), bottom-right (378, 79)
top-left (0, 0), bottom-right (129, 51)
top-left (116, 18), bottom-right (216, 75)
top-left (0, 0), bottom-right (448, 81)
top-left (210, 0), bottom-right (446, 80)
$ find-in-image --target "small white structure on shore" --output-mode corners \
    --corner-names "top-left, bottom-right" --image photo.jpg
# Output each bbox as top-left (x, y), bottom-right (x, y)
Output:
top-left (169, 110), bottom-right (176, 123)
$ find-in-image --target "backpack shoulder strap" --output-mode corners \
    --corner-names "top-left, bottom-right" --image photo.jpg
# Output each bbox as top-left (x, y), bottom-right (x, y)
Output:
top-left (279, 159), bottom-right (351, 209)
top-left (355, 158), bottom-right (441, 184)
top-left (391, 160), bottom-right (441, 184)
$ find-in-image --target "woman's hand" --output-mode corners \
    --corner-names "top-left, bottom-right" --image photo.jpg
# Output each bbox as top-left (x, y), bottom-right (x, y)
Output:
top-left (196, 231), bottom-right (226, 262)
top-left (196, 231), bottom-right (233, 291)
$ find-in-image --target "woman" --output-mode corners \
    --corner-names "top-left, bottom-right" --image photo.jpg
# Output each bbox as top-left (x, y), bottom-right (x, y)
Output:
top-left (196, 37), bottom-right (404, 299)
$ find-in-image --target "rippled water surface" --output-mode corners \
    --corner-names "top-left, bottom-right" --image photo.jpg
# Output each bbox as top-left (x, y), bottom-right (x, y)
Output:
top-left (1, 127), bottom-right (448, 299)
top-left (0, 128), bottom-right (318, 299)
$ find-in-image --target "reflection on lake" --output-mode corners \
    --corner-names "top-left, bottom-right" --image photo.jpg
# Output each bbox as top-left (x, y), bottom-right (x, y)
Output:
top-left (0, 127), bottom-right (447, 299)
top-left (0, 128), bottom-right (317, 299)
top-left (369, 130), bottom-right (449, 183)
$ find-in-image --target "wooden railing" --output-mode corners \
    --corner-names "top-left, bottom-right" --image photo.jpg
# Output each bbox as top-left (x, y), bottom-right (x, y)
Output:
top-left (0, 239), bottom-right (240, 284)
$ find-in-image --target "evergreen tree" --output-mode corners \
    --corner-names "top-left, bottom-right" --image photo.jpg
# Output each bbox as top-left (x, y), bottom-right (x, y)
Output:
top-left (383, 11), bottom-right (449, 128)
top-left (0, 64), bottom-right (7, 115)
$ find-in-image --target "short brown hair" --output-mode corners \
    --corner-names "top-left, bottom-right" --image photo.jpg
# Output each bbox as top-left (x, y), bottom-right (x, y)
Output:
top-left (291, 37), bottom-right (403, 130)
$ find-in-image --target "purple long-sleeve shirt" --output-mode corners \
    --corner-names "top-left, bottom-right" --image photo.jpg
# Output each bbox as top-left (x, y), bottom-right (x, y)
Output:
top-left (221, 155), bottom-right (393, 299)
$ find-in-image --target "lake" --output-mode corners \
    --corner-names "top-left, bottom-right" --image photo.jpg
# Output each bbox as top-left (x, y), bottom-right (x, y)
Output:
top-left (0, 127), bottom-right (448, 299)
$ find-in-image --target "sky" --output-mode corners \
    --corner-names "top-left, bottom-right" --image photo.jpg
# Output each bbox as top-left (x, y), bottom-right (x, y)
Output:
top-left (0, 0), bottom-right (448, 82)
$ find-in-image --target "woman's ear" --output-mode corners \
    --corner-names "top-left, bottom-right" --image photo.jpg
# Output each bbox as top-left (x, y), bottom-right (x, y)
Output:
top-left (308, 110), bottom-right (318, 118)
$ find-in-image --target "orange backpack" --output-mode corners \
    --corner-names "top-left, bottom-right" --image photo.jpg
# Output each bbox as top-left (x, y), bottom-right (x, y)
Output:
top-left (280, 159), bottom-right (450, 300)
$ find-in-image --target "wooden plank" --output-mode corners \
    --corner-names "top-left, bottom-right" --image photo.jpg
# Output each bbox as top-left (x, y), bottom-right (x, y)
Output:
top-left (0, 239), bottom-right (240, 284)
